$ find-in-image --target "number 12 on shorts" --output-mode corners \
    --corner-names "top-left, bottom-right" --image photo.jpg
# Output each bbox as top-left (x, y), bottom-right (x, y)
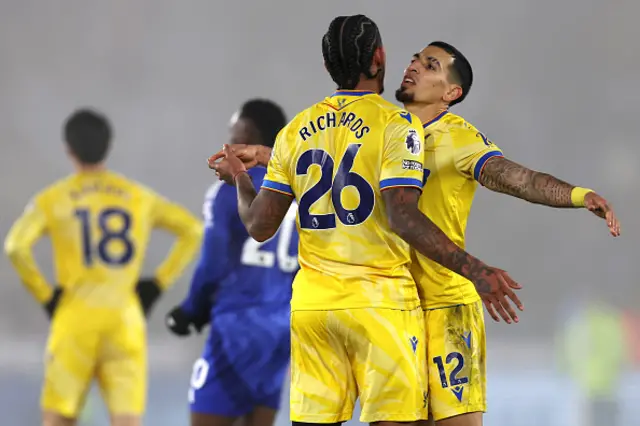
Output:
top-left (433, 353), bottom-right (469, 402)
top-left (433, 352), bottom-right (469, 388)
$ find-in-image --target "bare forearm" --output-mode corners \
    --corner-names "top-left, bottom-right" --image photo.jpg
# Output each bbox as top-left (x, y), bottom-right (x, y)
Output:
top-left (383, 187), bottom-right (488, 283)
top-left (235, 172), bottom-right (260, 234)
top-left (392, 205), bottom-right (487, 282)
top-left (479, 157), bottom-right (576, 207)
top-left (235, 172), bottom-right (292, 242)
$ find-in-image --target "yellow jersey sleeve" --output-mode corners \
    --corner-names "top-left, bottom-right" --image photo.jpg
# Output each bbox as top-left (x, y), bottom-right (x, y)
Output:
top-left (4, 197), bottom-right (53, 303)
top-left (380, 111), bottom-right (425, 191)
top-left (151, 194), bottom-right (203, 290)
top-left (451, 127), bottom-right (503, 181)
top-left (262, 130), bottom-right (294, 196)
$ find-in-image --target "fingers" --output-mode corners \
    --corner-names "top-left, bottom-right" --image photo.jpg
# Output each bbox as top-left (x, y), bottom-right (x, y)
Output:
top-left (482, 298), bottom-right (501, 322)
top-left (498, 274), bottom-right (524, 311)
top-left (491, 295), bottom-right (514, 324)
top-left (208, 151), bottom-right (225, 167)
top-left (605, 210), bottom-right (621, 237)
top-left (499, 291), bottom-right (520, 323)
top-left (498, 273), bottom-right (524, 313)
top-left (588, 196), bottom-right (621, 237)
top-left (208, 144), bottom-right (237, 168)
top-left (499, 270), bottom-right (522, 290)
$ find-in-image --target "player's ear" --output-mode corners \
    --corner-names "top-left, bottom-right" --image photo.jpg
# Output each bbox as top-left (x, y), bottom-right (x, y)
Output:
top-left (443, 85), bottom-right (463, 104)
top-left (64, 144), bottom-right (73, 159)
top-left (371, 46), bottom-right (385, 75)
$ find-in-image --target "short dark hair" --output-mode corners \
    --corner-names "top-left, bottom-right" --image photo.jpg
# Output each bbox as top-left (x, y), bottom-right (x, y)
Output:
top-left (322, 15), bottom-right (382, 90)
top-left (429, 41), bottom-right (473, 106)
top-left (64, 108), bottom-right (111, 164)
top-left (239, 99), bottom-right (286, 148)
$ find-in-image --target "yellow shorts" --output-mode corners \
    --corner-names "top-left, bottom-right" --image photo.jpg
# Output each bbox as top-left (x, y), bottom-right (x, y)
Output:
top-left (424, 301), bottom-right (486, 421)
top-left (290, 308), bottom-right (428, 423)
top-left (41, 305), bottom-right (147, 418)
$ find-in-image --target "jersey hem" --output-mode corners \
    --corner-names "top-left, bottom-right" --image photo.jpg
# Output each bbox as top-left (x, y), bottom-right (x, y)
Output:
top-left (291, 302), bottom-right (421, 312)
top-left (421, 295), bottom-right (481, 310)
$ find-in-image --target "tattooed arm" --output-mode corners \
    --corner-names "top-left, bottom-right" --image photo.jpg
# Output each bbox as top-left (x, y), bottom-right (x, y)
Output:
top-left (235, 172), bottom-right (293, 242)
top-left (478, 156), bottom-right (579, 207)
top-left (383, 187), bottom-right (491, 292)
top-left (382, 186), bottom-right (523, 322)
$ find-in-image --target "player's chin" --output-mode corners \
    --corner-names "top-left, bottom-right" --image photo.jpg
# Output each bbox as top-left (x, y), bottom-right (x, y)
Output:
top-left (395, 86), bottom-right (413, 103)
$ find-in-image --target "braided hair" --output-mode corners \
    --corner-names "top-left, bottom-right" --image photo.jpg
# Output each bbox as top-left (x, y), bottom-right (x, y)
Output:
top-left (322, 15), bottom-right (383, 90)
top-left (238, 99), bottom-right (287, 148)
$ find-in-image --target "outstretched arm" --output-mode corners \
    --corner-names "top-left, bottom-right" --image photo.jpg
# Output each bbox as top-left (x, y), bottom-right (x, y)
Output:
top-left (478, 156), bottom-right (620, 236)
top-left (235, 172), bottom-right (293, 242)
top-left (478, 156), bottom-right (577, 207)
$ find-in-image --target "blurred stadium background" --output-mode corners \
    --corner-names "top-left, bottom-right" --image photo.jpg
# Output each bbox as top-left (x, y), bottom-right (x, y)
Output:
top-left (1, 1), bottom-right (638, 425)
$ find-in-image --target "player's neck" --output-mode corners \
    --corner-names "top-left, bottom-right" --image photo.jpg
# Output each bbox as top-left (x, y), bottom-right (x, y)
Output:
top-left (405, 103), bottom-right (448, 126)
top-left (351, 79), bottom-right (380, 94)
top-left (75, 163), bottom-right (107, 174)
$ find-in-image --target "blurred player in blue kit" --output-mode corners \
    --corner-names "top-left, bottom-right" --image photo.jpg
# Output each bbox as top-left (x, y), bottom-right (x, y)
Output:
top-left (166, 99), bottom-right (299, 426)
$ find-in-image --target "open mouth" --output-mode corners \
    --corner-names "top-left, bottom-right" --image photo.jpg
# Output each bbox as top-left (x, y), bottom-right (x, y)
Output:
top-left (402, 75), bottom-right (415, 85)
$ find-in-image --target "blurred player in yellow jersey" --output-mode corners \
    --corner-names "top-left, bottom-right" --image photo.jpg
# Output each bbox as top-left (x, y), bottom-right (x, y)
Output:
top-left (395, 42), bottom-right (621, 426)
top-left (4, 109), bottom-right (203, 426)
top-left (210, 15), bottom-right (521, 426)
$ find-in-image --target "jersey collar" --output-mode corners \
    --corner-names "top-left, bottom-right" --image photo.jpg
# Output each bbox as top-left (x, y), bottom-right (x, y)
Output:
top-left (422, 110), bottom-right (449, 128)
top-left (331, 90), bottom-right (376, 97)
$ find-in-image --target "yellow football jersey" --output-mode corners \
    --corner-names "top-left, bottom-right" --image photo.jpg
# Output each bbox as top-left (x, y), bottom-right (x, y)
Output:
top-left (262, 90), bottom-right (426, 311)
top-left (411, 111), bottom-right (503, 309)
top-left (4, 170), bottom-right (202, 311)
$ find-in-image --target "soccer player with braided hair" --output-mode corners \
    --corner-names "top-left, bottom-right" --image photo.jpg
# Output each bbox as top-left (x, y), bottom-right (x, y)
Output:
top-left (211, 15), bottom-right (522, 425)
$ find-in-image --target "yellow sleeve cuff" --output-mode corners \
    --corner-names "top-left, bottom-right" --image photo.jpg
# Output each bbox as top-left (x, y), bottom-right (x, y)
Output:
top-left (571, 187), bottom-right (594, 207)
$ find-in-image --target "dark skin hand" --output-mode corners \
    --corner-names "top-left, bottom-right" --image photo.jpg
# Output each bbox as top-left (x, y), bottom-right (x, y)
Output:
top-left (208, 144), bottom-right (270, 169)
top-left (211, 144), bottom-right (292, 243)
top-left (207, 144), bottom-right (271, 170)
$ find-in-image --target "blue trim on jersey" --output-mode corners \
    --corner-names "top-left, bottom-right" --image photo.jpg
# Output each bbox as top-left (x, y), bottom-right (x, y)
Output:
top-left (331, 90), bottom-right (376, 97)
top-left (262, 180), bottom-right (293, 195)
top-left (422, 111), bottom-right (449, 128)
top-left (380, 177), bottom-right (424, 190)
top-left (473, 150), bottom-right (503, 181)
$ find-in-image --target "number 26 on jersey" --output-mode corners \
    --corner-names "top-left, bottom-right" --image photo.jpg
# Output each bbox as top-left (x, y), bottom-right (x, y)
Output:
top-left (296, 144), bottom-right (374, 230)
